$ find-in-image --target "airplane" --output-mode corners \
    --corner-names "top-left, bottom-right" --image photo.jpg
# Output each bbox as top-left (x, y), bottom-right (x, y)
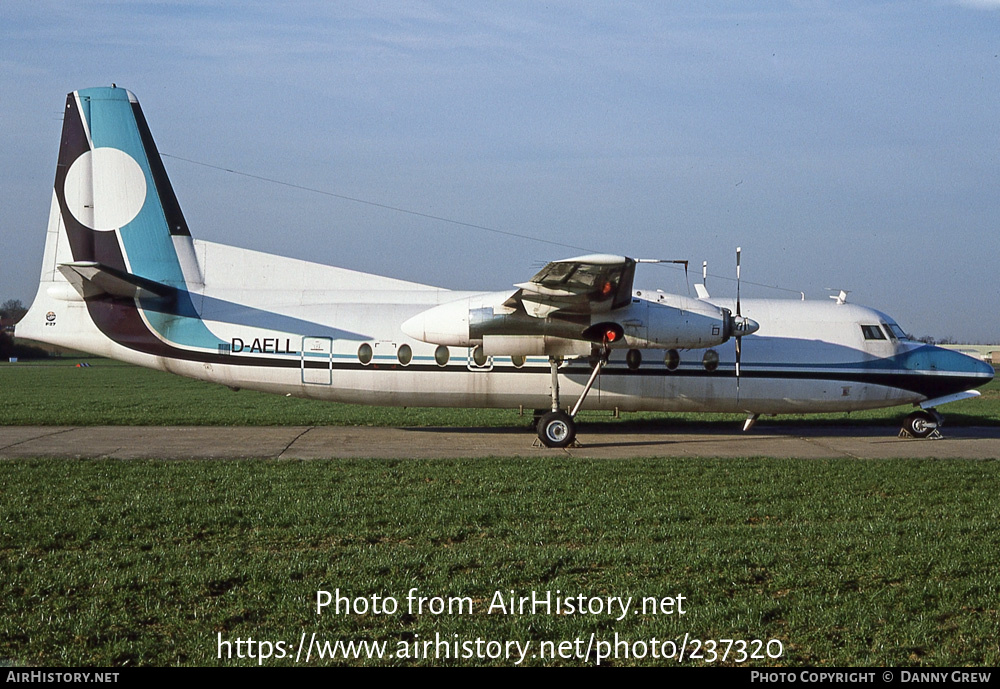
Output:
top-left (17, 87), bottom-right (995, 447)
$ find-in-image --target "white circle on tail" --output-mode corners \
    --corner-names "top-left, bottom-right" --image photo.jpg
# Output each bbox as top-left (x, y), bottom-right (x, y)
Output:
top-left (64, 148), bottom-right (147, 231)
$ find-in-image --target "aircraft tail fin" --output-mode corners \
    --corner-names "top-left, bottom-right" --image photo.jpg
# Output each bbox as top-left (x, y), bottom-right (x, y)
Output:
top-left (53, 86), bottom-right (201, 287)
top-left (18, 87), bottom-right (208, 355)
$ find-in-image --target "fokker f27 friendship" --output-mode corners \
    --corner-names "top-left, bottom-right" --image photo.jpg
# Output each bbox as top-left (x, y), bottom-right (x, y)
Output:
top-left (18, 87), bottom-right (994, 446)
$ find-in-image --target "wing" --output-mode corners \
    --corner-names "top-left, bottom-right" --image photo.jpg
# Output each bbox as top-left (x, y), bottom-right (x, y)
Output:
top-left (504, 254), bottom-right (636, 318)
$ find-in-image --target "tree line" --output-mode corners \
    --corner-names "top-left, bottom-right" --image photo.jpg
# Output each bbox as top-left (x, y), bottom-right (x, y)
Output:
top-left (1, 299), bottom-right (49, 359)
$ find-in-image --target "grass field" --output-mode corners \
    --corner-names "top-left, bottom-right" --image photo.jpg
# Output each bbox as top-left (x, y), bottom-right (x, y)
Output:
top-left (1, 360), bottom-right (998, 666)
top-left (2, 457), bottom-right (999, 667)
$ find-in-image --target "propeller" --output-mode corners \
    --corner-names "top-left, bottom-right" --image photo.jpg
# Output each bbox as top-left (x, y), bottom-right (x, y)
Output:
top-left (735, 247), bottom-right (742, 388)
top-left (730, 247), bottom-right (760, 389)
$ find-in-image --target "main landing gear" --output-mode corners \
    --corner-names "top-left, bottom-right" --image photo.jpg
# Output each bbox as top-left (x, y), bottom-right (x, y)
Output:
top-left (536, 409), bottom-right (576, 448)
top-left (535, 351), bottom-right (608, 448)
top-left (900, 409), bottom-right (944, 439)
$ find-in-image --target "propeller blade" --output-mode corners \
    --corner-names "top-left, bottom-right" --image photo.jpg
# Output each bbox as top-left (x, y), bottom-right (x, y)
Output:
top-left (735, 247), bottom-right (743, 391)
top-left (736, 334), bottom-right (741, 390)
top-left (736, 246), bottom-right (742, 317)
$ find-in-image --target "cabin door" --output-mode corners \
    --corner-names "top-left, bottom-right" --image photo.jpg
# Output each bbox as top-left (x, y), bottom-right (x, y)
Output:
top-left (301, 336), bottom-right (333, 385)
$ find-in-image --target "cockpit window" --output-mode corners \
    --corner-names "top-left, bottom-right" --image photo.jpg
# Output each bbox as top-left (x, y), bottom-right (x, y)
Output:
top-left (886, 323), bottom-right (909, 341)
top-left (861, 324), bottom-right (886, 340)
top-left (881, 322), bottom-right (898, 342)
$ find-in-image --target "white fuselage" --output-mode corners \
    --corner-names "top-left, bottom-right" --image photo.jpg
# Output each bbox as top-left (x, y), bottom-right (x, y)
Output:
top-left (21, 236), bottom-right (991, 417)
top-left (19, 86), bottom-right (994, 427)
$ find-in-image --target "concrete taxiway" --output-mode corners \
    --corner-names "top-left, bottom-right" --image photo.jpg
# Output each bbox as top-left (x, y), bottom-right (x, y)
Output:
top-left (1, 425), bottom-right (999, 460)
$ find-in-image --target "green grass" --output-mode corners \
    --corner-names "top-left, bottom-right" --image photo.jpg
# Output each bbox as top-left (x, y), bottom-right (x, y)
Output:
top-left (2, 361), bottom-right (998, 666)
top-left (2, 457), bottom-right (999, 666)
top-left (1, 359), bottom-right (997, 427)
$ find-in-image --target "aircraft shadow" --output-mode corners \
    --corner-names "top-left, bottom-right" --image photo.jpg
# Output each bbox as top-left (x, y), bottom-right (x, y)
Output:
top-left (401, 422), bottom-right (1000, 440)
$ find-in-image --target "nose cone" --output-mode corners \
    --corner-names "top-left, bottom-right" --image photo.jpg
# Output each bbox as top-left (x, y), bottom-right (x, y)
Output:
top-left (932, 347), bottom-right (995, 396)
top-left (973, 355), bottom-right (996, 381)
top-left (924, 347), bottom-right (994, 378)
top-left (900, 345), bottom-right (995, 398)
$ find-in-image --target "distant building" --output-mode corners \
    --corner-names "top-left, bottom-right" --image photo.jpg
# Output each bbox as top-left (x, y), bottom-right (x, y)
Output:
top-left (940, 344), bottom-right (999, 365)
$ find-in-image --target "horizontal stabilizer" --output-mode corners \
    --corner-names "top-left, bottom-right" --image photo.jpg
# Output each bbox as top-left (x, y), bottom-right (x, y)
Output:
top-left (58, 262), bottom-right (175, 302)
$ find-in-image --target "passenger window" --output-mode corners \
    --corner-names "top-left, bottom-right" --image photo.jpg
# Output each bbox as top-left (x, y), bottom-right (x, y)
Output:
top-left (397, 344), bottom-right (412, 366)
top-left (861, 325), bottom-right (886, 340)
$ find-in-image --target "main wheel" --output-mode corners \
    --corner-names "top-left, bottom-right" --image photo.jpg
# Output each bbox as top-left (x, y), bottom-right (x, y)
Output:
top-left (537, 410), bottom-right (576, 448)
top-left (902, 410), bottom-right (939, 439)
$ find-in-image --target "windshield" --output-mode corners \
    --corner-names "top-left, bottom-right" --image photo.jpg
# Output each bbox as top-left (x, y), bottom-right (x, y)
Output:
top-left (885, 322), bottom-right (910, 341)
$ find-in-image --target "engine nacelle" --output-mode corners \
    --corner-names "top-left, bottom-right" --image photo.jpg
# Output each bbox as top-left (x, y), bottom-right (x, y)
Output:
top-left (481, 335), bottom-right (591, 358)
top-left (616, 297), bottom-right (736, 349)
top-left (400, 291), bottom-right (507, 347)
top-left (400, 291), bottom-right (758, 355)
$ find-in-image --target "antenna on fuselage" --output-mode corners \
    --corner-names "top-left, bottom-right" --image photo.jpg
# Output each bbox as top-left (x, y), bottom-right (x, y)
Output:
top-left (693, 261), bottom-right (711, 300)
top-left (826, 289), bottom-right (850, 305)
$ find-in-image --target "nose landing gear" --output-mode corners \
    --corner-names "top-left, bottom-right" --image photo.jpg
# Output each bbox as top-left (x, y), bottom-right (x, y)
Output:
top-left (900, 409), bottom-right (944, 439)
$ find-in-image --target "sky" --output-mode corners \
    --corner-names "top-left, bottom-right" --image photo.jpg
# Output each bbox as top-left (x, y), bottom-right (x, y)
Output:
top-left (1, 1), bottom-right (998, 342)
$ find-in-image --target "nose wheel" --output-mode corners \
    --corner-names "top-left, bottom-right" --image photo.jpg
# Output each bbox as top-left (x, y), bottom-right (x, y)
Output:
top-left (900, 409), bottom-right (944, 439)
